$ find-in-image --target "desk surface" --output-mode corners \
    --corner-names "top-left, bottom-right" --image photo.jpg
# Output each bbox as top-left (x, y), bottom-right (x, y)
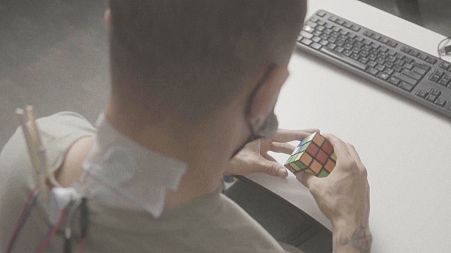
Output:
top-left (246, 0), bottom-right (451, 252)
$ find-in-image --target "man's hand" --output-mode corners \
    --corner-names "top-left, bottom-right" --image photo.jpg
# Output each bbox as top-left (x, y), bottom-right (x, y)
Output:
top-left (224, 129), bottom-right (318, 177)
top-left (296, 134), bottom-right (372, 253)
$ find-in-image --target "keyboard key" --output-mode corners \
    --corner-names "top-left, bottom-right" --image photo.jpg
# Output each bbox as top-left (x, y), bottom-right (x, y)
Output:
top-left (368, 61), bottom-right (377, 68)
top-left (418, 54), bottom-right (428, 61)
top-left (359, 57), bottom-right (369, 64)
top-left (327, 43), bottom-right (336, 50)
top-left (312, 36), bottom-right (321, 42)
top-left (377, 72), bottom-right (390, 80)
top-left (425, 57), bottom-right (437, 65)
top-left (389, 77), bottom-right (400, 86)
top-left (393, 65), bottom-right (403, 72)
top-left (416, 89), bottom-right (427, 98)
top-left (404, 57), bottom-right (414, 63)
top-left (343, 21), bottom-right (352, 29)
top-left (367, 67), bottom-right (379, 76)
top-left (304, 25), bottom-right (315, 33)
top-left (387, 41), bottom-right (398, 48)
top-left (384, 61), bottom-right (394, 68)
top-left (311, 42), bottom-right (322, 50)
top-left (430, 89), bottom-right (441, 96)
top-left (439, 61), bottom-right (450, 70)
top-left (317, 10), bottom-right (327, 17)
top-left (412, 67), bottom-right (427, 76)
top-left (399, 81), bottom-right (415, 92)
top-left (430, 75), bottom-right (440, 82)
top-left (376, 64), bottom-right (385, 72)
top-left (401, 46), bottom-right (411, 53)
top-left (439, 79), bottom-right (450, 86)
top-left (334, 46), bottom-right (344, 53)
top-left (351, 25), bottom-right (360, 32)
top-left (426, 94), bottom-right (438, 102)
top-left (300, 38), bottom-right (312, 46)
top-left (317, 26), bottom-right (325, 31)
top-left (371, 33), bottom-right (381, 40)
top-left (435, 98), bottom-right (447, 107)
top-left (393, 72), bottom-right (417, 85)
top-left (306, 21), bottom-right (318, 28)
top-left (401, 69), bottom-right (422, 80)
top-left (408, 50), bottom-right (419, 57)
top-left (383, 68), bottom-right (394, 75)
top-left (435, 69), bottom-right (445, 77)
top-left (300, 31), bottom-right (314, 39)
top-left (404, 63), bottom-right (414, 70)
top-left (328, 16), bottom-right (338, 22)
top-left (350, 53), bottom-right (359, 60)
top-left (413, 63), bottom-right (430, 71)
top-left (321, 47), bottom-right (367, 70)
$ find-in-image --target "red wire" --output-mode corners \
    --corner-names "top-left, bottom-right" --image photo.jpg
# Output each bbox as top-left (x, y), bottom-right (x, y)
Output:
top-left (5, 186), bottom-right (40, 253)
top-left (77, 238), bottom-right (86, 253)
top-left (35, 209), bottom-right (66, 253)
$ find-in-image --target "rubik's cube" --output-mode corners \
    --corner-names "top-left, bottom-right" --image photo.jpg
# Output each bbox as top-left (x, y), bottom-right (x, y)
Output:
top-left (285, 132), bottom-right (336, 177)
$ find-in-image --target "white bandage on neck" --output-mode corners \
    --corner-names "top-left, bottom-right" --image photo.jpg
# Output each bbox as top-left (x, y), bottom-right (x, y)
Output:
top-left (79, 114), bottom-right (187, 218)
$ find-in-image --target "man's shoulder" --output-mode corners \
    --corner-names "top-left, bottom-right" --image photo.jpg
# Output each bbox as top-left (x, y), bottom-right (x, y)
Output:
top-left (0, 111), bottom-right (95, 172)
top-left (180, 193), bottom-right (288, 252)
top-left (0, 112), bottom-right (96, 247)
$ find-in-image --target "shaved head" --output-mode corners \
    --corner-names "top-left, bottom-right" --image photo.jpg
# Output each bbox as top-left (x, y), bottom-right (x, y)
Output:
top-left (109, 0), bottom-right (306, 118)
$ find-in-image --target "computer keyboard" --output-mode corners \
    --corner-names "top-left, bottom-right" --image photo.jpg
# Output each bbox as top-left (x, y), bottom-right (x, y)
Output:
top-left (297, 9), bottom-right (451, 119)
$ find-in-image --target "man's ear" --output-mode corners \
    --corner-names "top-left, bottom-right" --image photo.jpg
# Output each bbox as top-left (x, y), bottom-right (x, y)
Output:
top-left (247, 65), bottom-right (289, 129)
top-left (104, 9), bottom-right (112, 32)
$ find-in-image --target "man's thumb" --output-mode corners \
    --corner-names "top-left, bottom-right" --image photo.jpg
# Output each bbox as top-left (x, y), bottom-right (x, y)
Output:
top-left (259, 160), bottom-right (288, 178)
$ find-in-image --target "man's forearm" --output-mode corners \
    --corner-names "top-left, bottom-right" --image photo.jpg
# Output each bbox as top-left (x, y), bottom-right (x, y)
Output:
top-left (333, 226), bottom-right (372, 253)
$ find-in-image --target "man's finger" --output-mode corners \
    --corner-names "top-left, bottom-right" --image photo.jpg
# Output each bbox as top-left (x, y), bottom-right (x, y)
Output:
top-left (347, 143), bottom-right (367, 175)
top-left (322, 133), bottom-right (350, 159)
top-left (272, 129), bottom-right (319, 143)
top-left (257, 159), bottom-right (288, 178)
top-left (270, 142), bottom-right (296, 154)
top-left (262, 153), bottom-right (278, 163)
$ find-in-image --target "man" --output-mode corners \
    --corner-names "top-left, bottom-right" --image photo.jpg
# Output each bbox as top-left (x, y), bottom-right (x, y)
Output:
top-left (0, 0), bottom-right (371, 252)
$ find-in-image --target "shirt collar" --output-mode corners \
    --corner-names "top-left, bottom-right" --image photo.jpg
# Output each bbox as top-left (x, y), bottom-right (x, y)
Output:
top-left (81, 114), bottom-right (187, 218)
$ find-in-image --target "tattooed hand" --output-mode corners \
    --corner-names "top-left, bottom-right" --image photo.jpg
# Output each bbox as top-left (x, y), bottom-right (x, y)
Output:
top-left (296, 134), bottom-right (372, 253)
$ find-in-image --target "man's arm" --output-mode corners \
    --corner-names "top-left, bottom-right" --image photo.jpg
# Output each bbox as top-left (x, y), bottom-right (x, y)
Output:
top-left (298, 134), bottom-right (372, 253)
top-left (333, 225), bottom-right (372, 253)
top-left (225, 129), bottom-right (372, 252)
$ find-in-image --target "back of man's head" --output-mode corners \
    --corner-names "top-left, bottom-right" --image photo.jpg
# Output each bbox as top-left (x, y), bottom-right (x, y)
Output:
top-left (109, 0), bottom-right (306, 119)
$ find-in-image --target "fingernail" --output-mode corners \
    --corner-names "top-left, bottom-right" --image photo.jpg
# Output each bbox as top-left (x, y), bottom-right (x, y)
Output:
top-left (279, 168), bottom-right (288, 177)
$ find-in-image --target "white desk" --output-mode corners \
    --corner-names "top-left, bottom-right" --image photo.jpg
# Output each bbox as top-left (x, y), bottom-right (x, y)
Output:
top-left (246, 0), bottom-right (451, 252)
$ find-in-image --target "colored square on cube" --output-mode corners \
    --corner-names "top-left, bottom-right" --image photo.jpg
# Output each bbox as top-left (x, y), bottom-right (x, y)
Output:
top-left (284, 132), bottom-right (337, 177)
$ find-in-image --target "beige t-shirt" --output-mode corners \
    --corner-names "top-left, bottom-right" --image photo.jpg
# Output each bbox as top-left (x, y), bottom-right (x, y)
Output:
top-left (0, 112), bottom-right (297, 253)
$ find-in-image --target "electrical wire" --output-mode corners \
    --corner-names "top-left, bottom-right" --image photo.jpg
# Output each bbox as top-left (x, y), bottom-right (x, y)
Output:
top-left (76, 197), bottom-right (89, 253)
top-left (5, 187), bottom-right (40, 253)
top-left (76, 238), bottom-right (86, 253)
top-left (35, 209), bottom-right (67, 253)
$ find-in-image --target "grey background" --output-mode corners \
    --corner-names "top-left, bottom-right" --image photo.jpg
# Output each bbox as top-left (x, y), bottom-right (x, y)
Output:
top-left (0, 0), bottom-right (450, 146)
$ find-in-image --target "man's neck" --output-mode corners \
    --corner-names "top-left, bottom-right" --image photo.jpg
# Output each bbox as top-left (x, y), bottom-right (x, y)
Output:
top-left (103, 103), bottom-right (226, 208)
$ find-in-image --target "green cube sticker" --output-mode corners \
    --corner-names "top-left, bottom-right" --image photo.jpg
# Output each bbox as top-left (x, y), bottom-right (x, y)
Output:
top-left (318, 169), bottom-right (329, 178)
